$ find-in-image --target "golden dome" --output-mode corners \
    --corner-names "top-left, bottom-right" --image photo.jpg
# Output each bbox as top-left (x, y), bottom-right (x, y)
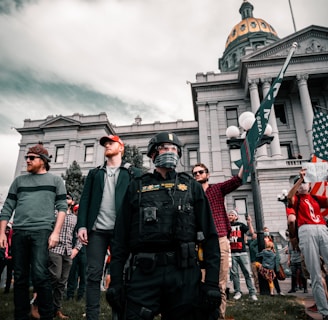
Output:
top-left (225, 17), bottom-right (278, 49)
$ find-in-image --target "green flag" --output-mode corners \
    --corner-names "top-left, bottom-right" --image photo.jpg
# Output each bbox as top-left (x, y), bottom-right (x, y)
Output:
top-left (241, 42), bottom-right (297, 183)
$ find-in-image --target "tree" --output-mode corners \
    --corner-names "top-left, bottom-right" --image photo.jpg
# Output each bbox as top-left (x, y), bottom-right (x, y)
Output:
top-left (61, 160), bottom-right (85, 203)
top-left (122, 144), bottom-right (144, 169)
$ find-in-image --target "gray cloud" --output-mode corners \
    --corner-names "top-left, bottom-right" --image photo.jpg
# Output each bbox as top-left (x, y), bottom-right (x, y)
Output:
top-left (0, 0), bottom-right (327, 198)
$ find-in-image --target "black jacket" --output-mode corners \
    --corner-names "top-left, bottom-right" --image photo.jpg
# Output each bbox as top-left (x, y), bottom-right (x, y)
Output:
top-left (77, 161), bottom-right (142, 232)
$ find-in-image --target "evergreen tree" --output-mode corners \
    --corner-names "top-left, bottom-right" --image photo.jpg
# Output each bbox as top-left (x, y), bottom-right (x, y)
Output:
top-left (61, 160), bottom-right (85, 203)
top-left (122, 144), bottom-right (144, 169)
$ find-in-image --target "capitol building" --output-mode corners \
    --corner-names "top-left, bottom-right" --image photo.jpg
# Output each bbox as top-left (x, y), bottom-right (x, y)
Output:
top-left (14, 1), bottom-right (328, 242)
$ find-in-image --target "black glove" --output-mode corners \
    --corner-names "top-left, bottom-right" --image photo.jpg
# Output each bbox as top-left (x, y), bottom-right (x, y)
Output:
top-left (106, 286), bottom-right (124, 312)
top-left (200, 282), bottom-right (221, 310)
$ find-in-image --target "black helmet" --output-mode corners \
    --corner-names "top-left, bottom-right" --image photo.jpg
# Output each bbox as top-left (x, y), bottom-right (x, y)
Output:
top-left (147, 131), bottom-right (182, 158)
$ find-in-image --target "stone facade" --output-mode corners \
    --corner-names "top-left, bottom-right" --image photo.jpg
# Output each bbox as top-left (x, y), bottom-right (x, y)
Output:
top-left (14, 23), bottom-right (328, 240)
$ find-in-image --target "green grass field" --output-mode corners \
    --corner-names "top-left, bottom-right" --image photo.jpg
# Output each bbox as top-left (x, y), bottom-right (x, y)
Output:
top-left (0, 289), bottom-right (308, 320)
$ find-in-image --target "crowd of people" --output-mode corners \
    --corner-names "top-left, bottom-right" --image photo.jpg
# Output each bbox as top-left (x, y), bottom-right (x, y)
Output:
top-left (0, 131), bottom-right (328, 320)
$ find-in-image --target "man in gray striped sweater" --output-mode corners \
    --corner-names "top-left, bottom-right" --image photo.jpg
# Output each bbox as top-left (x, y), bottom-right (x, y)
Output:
top-left (0, 142), bottom-right (67, 320)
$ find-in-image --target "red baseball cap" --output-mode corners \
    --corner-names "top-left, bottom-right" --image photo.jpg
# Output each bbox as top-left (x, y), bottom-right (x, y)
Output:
top-left (100, 135), bottom-right (124, 147)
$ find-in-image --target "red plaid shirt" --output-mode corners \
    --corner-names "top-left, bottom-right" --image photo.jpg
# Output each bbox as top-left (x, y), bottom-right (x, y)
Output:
top-left (205, 175), bottom-right (242, 237)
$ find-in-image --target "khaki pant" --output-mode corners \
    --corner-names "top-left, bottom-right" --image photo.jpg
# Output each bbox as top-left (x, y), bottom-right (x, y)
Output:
top-left (218, 236), bottom-right (230, 320)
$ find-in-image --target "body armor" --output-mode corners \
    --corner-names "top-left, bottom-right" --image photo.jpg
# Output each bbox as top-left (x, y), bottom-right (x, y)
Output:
top-left (129, 172), bottom-right (196, 250)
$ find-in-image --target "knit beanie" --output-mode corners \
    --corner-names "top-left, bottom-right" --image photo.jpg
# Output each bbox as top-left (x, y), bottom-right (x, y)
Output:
top-left (27, 142), bottom-right (52, 162)
top-left (228, 209), bottom-right (239, 220)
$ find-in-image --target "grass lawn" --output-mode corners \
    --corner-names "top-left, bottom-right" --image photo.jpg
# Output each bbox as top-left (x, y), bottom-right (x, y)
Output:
top-left (0, 289), bottom-right (308, 320)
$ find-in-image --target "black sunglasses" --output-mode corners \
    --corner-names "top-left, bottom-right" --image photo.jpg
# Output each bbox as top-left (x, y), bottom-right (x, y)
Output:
top-left (66, 196), bottom-right (72, 200)
top-left (192, 170), bottom-right (206, 177)
top-left (24, 155), bottom-right (41, 161)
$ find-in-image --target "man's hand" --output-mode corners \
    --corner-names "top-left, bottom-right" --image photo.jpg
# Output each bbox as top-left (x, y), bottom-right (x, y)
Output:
top-left (106, 286), bottom-right (124, 312)
top-left (200, 282), bottom-right (221, 310)
top-left (0, 233), bottom-right (7, 249)
top-left (48, 232), bottom-right (59, 249)
top-left (78, 228), bottom-right (88, 245)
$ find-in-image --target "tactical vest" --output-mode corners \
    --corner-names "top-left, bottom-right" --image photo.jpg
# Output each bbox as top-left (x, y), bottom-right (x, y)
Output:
top-left (129, 172), bottom-right (196, 250)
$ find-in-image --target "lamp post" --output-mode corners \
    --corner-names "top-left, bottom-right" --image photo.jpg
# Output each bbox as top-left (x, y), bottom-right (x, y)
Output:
top-left (226, 111), bottom-right (274, 294)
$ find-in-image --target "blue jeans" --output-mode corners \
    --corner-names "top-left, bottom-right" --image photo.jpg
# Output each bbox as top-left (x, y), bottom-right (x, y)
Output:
top-left (299, 224), bottom-right (328, 316)
top-left (12, 229), bottom-right (53, 320)
top-left (230, 254), bottom-right (256, 296)
top-left (86, 230), bottom-right (113, 320)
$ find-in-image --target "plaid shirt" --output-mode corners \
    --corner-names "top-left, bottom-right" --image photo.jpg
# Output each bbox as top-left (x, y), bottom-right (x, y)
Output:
top-left (205, 175), bottom-right (242, 237)
top-left (50, 210), bottom-right (82, 256)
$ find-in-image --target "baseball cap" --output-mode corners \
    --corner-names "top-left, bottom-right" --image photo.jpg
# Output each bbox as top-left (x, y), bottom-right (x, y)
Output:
top-left (99, 135), bottom-right (124, 147)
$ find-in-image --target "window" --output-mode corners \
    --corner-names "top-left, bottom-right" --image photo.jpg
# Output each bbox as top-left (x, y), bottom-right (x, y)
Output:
top-left (226, 108), bottom-right (238, 127)
top-left (188, 149), bottom-right (198, 169)
top-left (84, 145), bottom-right (94, 162)
top-left (55, 146), bottom-right (64, 163)
top-left (274, 103), bottom-right (287, 125)
top-left (312, 100), bottom-right (327, 115)
top-left (280, 143), bottom-right (293, 159)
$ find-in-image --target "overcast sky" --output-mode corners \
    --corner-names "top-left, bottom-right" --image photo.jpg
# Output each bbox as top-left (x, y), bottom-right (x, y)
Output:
top-left (0, 0), bottom-right (327, 200)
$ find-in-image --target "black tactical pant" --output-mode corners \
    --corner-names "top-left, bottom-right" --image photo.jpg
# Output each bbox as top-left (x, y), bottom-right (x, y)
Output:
top-left (124, 262), bottom-right (208, 320)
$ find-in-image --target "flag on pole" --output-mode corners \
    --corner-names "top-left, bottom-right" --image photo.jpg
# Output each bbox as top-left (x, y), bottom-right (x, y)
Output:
top-left (312, 110), bottom-right (328, 161)
top-left (240, 42), bottom-right (298, 183)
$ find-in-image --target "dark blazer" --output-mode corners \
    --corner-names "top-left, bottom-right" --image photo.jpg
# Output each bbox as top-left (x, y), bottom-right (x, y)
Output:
top-left (77, 161), bottom-right (142, 233)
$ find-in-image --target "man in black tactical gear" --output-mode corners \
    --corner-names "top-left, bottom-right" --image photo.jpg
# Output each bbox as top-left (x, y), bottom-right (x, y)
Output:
top-left (106, 131), bottom-right (221, 320)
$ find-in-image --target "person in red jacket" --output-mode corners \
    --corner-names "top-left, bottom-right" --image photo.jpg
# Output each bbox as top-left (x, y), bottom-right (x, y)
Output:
top-left (288, 168), bottom-right (328, 319)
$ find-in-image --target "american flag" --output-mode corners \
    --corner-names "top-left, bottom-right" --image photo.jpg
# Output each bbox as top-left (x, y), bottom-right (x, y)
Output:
top-left (310, 154), bottom-right (328, 216)
top-left (312, 110), bottom-right (328, 161)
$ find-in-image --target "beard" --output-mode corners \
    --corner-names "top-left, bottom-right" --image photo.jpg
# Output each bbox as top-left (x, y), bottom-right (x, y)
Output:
top-left (105, 149), bottom-right (120, 158)
top-left (197, 178), bottom-right (208, 184)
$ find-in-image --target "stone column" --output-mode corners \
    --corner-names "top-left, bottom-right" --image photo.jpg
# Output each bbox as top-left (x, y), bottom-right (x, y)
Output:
top-left (262, 78), bottom-right (282, 158)
top-left (248, 79), bottom-right (267, 158)
top-left (296, 74), bottom-right (314, 153)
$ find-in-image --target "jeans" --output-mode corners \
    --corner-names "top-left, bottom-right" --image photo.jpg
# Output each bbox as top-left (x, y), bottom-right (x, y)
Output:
top-left (86, 230), bottom-right (113, 320)
top-left (12, 229), bottom-right (53, 320)
top-left (299, 224), bottom-right (328, 316)
top-left (230, 253), bottom-right (256, 296)
top-left (66, 249), bottom-right (87, 299)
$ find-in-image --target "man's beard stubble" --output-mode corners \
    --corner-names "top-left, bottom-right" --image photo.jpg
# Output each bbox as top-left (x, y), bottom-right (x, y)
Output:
top-left (197, 178), bottom-right (208, 184)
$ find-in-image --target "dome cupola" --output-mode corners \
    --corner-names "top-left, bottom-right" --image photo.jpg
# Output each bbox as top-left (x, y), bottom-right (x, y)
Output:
top-left (219, 1), bottom-right (279, 72)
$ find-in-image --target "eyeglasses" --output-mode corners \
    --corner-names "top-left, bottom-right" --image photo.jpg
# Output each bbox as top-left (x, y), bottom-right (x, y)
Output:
top-left (66, 196), bottom-right (72, 200)
top-left (157, 143), bottom-right (178, 152)
top-left (24, 155), bottom-right (41, 161)
top-left (192, 170), bottom-right (206, 176)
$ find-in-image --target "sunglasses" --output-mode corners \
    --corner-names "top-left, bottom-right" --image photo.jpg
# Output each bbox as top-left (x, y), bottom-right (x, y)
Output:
top-left (24, 155), bottom-right (41, 161)
top-left (192, 170), bottom-right (206, 177)
top-left (66, 196), bottom-right (72, 200)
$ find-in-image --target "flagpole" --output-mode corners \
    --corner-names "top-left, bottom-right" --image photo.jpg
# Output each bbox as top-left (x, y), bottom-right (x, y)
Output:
top-left (288, 0), bottom-right (297, 32)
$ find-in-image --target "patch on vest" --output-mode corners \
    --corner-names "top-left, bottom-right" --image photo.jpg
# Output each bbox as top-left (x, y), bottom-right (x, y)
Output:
top-left (141, 182), bottom-right (188, 192)
top-left (141, 184), bottom-right (161, 192)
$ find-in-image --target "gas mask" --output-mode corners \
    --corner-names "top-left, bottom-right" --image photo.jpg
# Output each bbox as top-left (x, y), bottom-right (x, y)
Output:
top-left (154, 152), bottom-right (179, 169)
